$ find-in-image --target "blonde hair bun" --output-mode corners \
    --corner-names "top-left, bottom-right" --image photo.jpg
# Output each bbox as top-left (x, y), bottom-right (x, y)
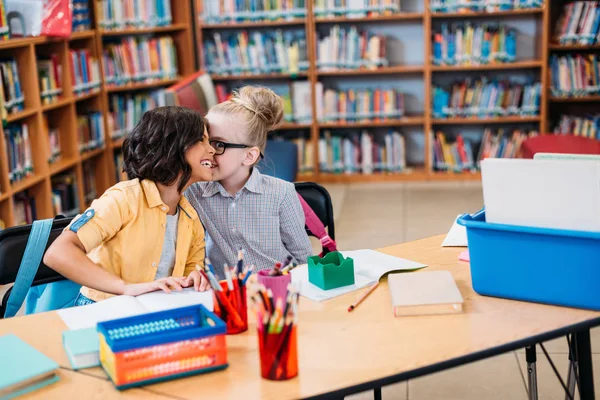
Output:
top-left (230, 86), bottom-right (284, 132)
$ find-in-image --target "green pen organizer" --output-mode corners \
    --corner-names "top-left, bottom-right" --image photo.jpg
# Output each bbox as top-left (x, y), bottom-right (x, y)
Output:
top-left (307, 251), bottom-right (355, 290)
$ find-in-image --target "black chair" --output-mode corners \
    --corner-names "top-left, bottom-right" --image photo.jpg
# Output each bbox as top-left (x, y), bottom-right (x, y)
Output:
top-left (0, 217), bottom-right (71, 318)
top-left (294, 181), bottom-right (335, 242)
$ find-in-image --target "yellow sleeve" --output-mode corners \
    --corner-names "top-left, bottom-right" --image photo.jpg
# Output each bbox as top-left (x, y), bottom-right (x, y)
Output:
top-left (184, 221), bottom-right (206, 276)
top-left (65, 186), bottom-right (132, 253)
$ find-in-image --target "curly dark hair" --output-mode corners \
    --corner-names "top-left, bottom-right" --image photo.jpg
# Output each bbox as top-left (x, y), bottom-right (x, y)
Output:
top-left (122, 106), bottom-right (208, 193)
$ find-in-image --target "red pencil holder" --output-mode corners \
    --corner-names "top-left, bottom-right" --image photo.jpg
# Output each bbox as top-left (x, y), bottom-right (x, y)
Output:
top-left (214, 280), bottom-right (248, 335)
top-left (257, 270), bottom-right (292, 303)
top-left (258, 326), bottom-right (298, 381)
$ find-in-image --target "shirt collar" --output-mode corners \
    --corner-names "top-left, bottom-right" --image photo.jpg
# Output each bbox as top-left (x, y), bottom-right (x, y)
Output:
top-left (202, 168), bottom-right (264, 198)
top-left (141, 179), bottom-right (197, 220)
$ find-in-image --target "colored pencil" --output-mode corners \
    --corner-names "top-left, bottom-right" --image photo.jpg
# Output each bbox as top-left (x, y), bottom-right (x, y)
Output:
top-left (348, 281), bottom-right (380, 312)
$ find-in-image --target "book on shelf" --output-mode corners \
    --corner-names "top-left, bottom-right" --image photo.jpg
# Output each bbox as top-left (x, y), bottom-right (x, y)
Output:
top-left (52, 172), bottom-right (80, 218)
top-left (314, 0), bottom-right (401, 18)
top-left (554, 114), bottom-right (600, 139)
top-left (77, 112), bottom-right (105, 153)
top-left (108, 90), bottom-right (167, 140)
top-left (203, 30), bottom-right (309, 76)
top-left (201, 0), bottom-right (306, 23)
top-left (14, 191), bottom-right (37, 226)
top-left (432, 78), bottom-right (541, 119)
top-left (432, 23), bottom-right (516, 66)
top-left (5, 123), bottom-right (33, 183)
top-left (48, 128), bottom-right (61, 164)
top-left (319, 87), bottom-right (404, 122)
top-left (98, 0), bottom-right (173, 30)
top-left (72, 0), bottom-right (92, 32)
top-left (0, 59), bottom-right (24, 118)
top-left (0, 0), bottom-right (8, 41)
top-left (69, 49), bottom-right (101, 96)
top-left (38, 57), bottom-right (63, 105)
top-left (317, 25), bottom-right (388, 71)
top-left (550, 54), bottom-right (600, 98)
top-left (165, 71), bottom-right (218, 115)
top-left (430, 0), bottom-right (543, 13)
top-left (554, 1), bottom-right (600, 45)
top-left (114, 152), bottom-right (128, 182)
top-left (290, 80), bottom-right (317, 123)
top-left (82, 162), bottom-right (98, 203)
top-left (278, 134), bottom-right (314, 173)
top-left (319, 129), bottom-right (406, 174)
top-left (103, 36), bottom-right (178, 86)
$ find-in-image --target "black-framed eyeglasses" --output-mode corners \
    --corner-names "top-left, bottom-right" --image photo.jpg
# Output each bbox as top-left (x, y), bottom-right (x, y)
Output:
top-left (210, 140), bottom-right (264, 159)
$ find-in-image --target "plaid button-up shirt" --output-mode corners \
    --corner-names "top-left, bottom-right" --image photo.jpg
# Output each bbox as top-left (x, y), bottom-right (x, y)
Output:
top-left (186, 169), bottom-right (312, 279)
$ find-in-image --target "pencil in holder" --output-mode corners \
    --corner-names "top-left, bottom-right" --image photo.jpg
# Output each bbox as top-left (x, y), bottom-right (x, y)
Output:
top-left (97, 304), bottom-right (228, 390)
top-left (258, 325), bottom-right (298, 381)
top-left (257, 270), bottom-right (292, 303)
top-left (308, 251), bottom-right (355, 290)
top-left (214, 280), bottom-right (248, 334)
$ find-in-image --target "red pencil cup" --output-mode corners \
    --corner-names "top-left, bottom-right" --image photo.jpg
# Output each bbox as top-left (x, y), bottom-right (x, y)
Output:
top-left (257, 270), bottom-right (292, 303)
top-left (214, 280), bottom-right (248, 335)
top-left (258, 325), bottom-right (298, 380)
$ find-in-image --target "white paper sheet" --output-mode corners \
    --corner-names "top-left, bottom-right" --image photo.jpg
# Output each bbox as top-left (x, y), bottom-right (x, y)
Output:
top-left (441, 215), bottom-right (468, 247)
top-left (136, 288), bottom-right (214, 313)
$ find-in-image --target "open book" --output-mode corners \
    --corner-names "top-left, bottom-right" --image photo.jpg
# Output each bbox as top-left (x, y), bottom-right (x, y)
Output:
top-left (292, 249), bottom-right (427, 302)
top-left (57, 289), bottom-right (214, 330)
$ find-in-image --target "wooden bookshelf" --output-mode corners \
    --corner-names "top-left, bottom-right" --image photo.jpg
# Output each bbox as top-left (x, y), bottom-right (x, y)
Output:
top-left (430, 8), bottom-right (544, 18)
top-left (548, 95), bottom-right (600, 103)
top-left (314, 13), bottom-right (424, 23)
top-left (430, 60), bottom-right (543, 71)
top-left (201, 19), bottom-right (307, 29)
top-left (316, 65), bottom-right (424, 76)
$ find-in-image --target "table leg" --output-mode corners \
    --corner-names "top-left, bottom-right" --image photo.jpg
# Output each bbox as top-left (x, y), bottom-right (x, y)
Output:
top-left (575, 329), bottom-right (595, 400)
top-left (373, 387), bottom-right (382, 400)
top-left (566, 335), bottom-right (578, 400)
top-left (526, 345), bottom-right (538, 400)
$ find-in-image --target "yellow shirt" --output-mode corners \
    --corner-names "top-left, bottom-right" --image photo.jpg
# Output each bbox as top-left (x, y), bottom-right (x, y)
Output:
top-left (66, 179), bottom-right (205, 302)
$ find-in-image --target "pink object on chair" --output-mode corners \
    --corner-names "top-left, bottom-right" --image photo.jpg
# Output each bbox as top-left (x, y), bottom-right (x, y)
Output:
top-left (521, 135), bottom-right (600, 159)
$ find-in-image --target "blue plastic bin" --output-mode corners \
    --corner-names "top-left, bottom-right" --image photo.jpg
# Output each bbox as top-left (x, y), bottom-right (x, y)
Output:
top-left (458, 210), bottom-right (600, 310)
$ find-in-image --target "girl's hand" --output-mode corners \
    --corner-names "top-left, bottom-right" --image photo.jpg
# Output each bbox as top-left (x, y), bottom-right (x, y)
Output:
top-left (184, 270), bottom-right (211, 292)
top-left (123, 277), bottom-right (187, 296)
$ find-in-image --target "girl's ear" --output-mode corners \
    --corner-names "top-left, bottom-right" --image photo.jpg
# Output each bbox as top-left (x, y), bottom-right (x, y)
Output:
top-left (243, 147), bottom-right (261, 166)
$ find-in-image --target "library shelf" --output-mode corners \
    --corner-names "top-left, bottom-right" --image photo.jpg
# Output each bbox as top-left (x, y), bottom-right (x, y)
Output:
top-left (210, 72), bottom-right (309, 81)
top-left (319, 117), bottom-right (425, 128)
top-left (112, 137), bottom-right (125, 149)
top-left (50, 158), bottom-right (79, 176)
top-left (317, 65), bottom-right (424, 76)
top-left (429, 171), bottom-right (482, 181)
top-left (6, 109), bottom-right (38, 123)
top-left (548, 95), bottom-right (600, 103)
top-left (74, 91), bottom-right (102, 103)
top-left (105, 77), bottom-right (180, 93)
top-left (99, 23), bottom-right (188, 36)
top-left (42, 98), bottom-right (72, 112)
top-left (314, 13), bottom-right (424, 24)
top-left (10, 174), bottom-right (46, 194)
top-left (69, 30), bottom-right (96, 40)
top-left (80, 147), bottom-right (106, 162)
top-left (430, 8), bottom-right (544, 18)
top-left (0, 192), bottom-right (9, 203)
top-left (548, 43), bottom-right (600, 51)
top-left (278, 123), bottom-right (312, 130)
top-left (200, 19), bottom-right (307, 29)
top-left (430, 60), bottom-right (543, 72)
top-left (431, 116), bottom-right (541, 125)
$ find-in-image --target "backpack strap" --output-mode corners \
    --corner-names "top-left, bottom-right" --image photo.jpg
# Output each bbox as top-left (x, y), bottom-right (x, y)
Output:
top-left (4, 219), bottom-right (54, 318)
top-left (296, 193), bottom-right (337, 255)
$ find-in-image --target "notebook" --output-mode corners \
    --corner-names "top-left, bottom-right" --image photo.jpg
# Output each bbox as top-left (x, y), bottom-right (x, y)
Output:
top-left (481, 158), bottom-right (600, 232)
top-left (62, 327), bottom-right (99, 370)
top-left (441, 215), bottom-right (468, 247)
top-left (388, 271), bottom-right (463, 317)
top-left (534, 153), bottom-right (600, 161)
top-left (57, 288), bottom-right (214, 330)
top-left (0, 334), bottom-right (59, 399)
top-left (165, 71), bottom-right (218, 115)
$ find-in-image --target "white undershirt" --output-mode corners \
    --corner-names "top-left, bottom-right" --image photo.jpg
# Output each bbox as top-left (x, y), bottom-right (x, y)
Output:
top-left (155, 210), bottom-right (179, 279)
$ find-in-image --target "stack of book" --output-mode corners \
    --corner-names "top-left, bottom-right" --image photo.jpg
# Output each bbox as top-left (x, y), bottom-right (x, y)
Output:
top-left (319, 87), bottom-right (404, 122)
top-left (0, 60), bottom-right (24, 117)
top-left (554, 114), bottom-right (600, 139)
top-left (318, 129), bottom-right (406, 174)
top-left (77, 112), bottom-right (105, 153)
top-left (550, 54), bottom-right (600, 98)
top-left (51, 172), bottom-right (80, 217)
top-left (317, 25), bottom-right (388, 71)
top-left (201, 0), bottom-right (306, 23)
top-left (284, 134), bottom-right (314, 173)
top-left (98, 0), bottom-right (173, 29)
top-left (0, 0), bottom-right (8, 41)
top-left (203, 31), bottom-right (309, 76)
top-left (70, 50), bottom-right (101, 96)
top-left (432, 23), bottom-right (517, 66)
top-left (108, 90), bottom-right (167, 140)
top-left (14, 192), bottom-right (36, 226)
top-left (5, 123), bottom-right (33, 183)
top-left (432, 132), bottom-right (475, 172)
top-left (554, 1), bottom-right (600, 45)
top-left (83, 163), bottom-right (97, 204)
top-left (72, 0), bottom-right (92, 32)
top-left (430, 0), bottom-right (543, 13)
top-left (48, 128), bottom-right (61, 164)
top-left (478, 128), bottom-right (537, 163)
top-left (38, 57), bottom-right (62, 105)
top-left (314, 0), bottom-right (401, 18)
top-left (432, 78), bottom-right (541, 119)
top-left (114, 152), bottom-right (128, 182)
top-left (103, 36), bottom-right (178, 86)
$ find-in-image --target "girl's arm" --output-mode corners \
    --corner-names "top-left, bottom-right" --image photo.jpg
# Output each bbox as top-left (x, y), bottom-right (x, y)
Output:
top-left (279, 184), bottom-right (313, 264)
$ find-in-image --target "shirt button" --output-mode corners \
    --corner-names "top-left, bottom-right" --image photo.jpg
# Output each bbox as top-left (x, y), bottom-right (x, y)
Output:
top-left (161, 206), bottom-right (167, 211)
top-left (162, 223), bottom-right (166, 228)
top-left (152, 262), bottom-right (157, 267)
top-left (231, 203), bottom-right (236, 208)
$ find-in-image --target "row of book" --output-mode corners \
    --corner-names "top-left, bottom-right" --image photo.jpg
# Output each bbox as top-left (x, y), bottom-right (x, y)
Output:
top-left (14, 192), bottom-right (36, 226)
top-left (0, 60), bottom-right (24, 118)
top-left (103, 36), bottom-right (179, 86)
top-left (430, 0), bottom-right (543, 13)
top-left (321, 87), bottom-right (404, 122)
top-left (114, 152), bottom-right (128, 182)
top-left (316, 25), bottom-right (388, 71)
top-left (203, 31), bottom-right (309, 76)
top-left (52, 173), bottom-right (80, 218)
top-left (214, 84), bottom-right (299, 123)
top-left (48, 128), bottom-right (61, 164)
top-left (318, 129), bottom-right (406, 174)
top-left (554, 114), bottom-right (600, 139)
top-left (550, 54), bottom-right (600, 98)
top-left (201, 0), bottom-right (306, 23)
top-left (70, 49), bottom-right (102, 96)
top-left (73, 0), bottom-right (92, 32)
top-left (432, 24), bottom-right (517, 66)
top-left (83, 162), bottom-right (98, 204)
top-left (432, 79), bottom-right (541, 119)
top-left (98, 0), bottom-right (173, 30)
top-left (432, 128), bottom-right (537, 171)
top-left (554, 2), bottom-right (600, 45)
top-left (314, 0), bottom-right (401, 18)
top-left (38, 57), bottom-right (62, 105)
top-left (108, 90), bottom-right (168, 140)
top-left (5, 123), bottom-right (33, 184)
top-left (78, 112), bottom-right (105, 153)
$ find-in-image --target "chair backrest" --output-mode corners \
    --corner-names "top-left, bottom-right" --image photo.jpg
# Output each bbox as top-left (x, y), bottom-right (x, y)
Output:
top-left (257, 139), bottom-right (298, 182)
top-left (521, 135), bottom-right (600, 159)
top-left (294, 182), bottom-right (335, 241)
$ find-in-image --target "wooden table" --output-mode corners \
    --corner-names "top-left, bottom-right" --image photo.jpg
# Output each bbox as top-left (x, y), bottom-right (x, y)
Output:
top-left (1, 235), bottom-right (599, 400)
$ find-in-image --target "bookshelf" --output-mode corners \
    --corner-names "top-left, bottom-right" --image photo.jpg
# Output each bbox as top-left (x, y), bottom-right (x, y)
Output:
top-left (0, 0), bottom-right (195, 228)
top-left (195, 0), bottom-right (553, 183)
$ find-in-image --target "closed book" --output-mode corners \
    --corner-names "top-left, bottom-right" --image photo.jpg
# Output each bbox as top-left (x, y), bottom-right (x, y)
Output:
top-left (62, 327), bottom-right (100, 370)
top-left (0, 334), bottom-right (59, 399)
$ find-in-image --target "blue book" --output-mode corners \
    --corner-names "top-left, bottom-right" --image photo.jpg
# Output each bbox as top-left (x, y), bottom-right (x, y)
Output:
top-left (62, 327), bottom-right (100, 370)
top-left (0, 334), bottom-right (59, 399)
